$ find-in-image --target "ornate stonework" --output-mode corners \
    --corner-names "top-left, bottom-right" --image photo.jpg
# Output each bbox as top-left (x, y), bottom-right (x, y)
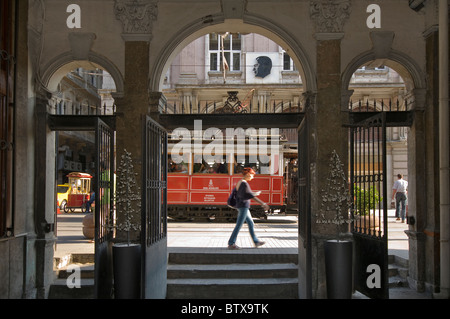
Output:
top-left (114, 0), bottom-right (158, 36)
top-left (310, 0), bottom-right (351, 33)
top-left (220, 0), bottom-right (248, 19)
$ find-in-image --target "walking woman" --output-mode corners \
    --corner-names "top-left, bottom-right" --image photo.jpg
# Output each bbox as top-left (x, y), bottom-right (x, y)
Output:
top-left (228, 167), bottom-right (270, 249)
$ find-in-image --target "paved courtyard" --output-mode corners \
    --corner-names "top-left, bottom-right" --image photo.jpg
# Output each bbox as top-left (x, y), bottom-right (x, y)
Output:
top-left (54, 210), bottom-right (408, 258)
top-left (53, 210), bottom-right (435, 299)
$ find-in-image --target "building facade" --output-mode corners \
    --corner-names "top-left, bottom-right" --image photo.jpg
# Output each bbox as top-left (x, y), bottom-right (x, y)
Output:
top-left (0, 0), bottom-right (449, 299)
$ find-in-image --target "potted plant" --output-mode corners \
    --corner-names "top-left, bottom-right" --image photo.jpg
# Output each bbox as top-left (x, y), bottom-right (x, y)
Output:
top-left (353, 185), bottom-right (382, 228)
top-left (107, 149), bottom-right (142, 299)
top-left (316, 150), bottom-right (354, 299)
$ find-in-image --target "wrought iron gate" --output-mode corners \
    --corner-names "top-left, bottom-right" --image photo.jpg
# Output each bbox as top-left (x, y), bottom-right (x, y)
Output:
top-left (142, 115), bottom-right (168, 298)
top-left (94, 118), bottom-right (115, 298)
top-left (350, 112), bottom-right (388, 299)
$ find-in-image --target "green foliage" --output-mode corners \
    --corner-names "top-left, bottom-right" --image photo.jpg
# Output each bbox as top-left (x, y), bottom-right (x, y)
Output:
top-left (353, 186), bottom-right (382, 215)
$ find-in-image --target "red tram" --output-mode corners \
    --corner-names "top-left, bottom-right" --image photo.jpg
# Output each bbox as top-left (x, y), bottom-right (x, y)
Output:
top-left (168, 173), bottom-right (284, 220)
top-left (167, 128), bottom-right (298, 221)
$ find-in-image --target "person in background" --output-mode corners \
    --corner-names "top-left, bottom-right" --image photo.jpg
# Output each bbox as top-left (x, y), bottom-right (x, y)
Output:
top-left (391, 173), bottom-right (408, 223)
top-left (227, 167), bottom-right (269, 249)
top-left (85, 191), bottom-right (95, 214)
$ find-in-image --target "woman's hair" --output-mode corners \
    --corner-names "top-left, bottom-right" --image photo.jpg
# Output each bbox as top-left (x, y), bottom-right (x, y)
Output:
top-left (242, 167), bottom-right (256, 175)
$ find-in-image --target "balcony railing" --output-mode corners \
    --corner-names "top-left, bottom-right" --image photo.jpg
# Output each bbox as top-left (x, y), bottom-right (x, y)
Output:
top-left (347, 98), bottom-right (413, 127)
top-left (161, 91), bottom-right (304, 115)
top-left (54, 101), bottom-right (116, 116)
top-left (349, 98), bottom-right (409, 113)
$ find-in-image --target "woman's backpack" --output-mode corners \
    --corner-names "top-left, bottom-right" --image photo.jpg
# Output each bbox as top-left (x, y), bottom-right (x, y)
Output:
top-left (227, 180), bottom-right (243, 209)
top-left (227, 187), bottom-right (237, 209)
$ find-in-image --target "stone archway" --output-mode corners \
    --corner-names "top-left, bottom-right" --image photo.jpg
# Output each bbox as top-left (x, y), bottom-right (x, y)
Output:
top-left (41, 51), bottom-right (124, 98)
top-left (38, 55), bottom-right (122, 298)
top-left (111, 1), bottom-right (432, 299)
top-left (148, 15), bottom-right (316, 94)
top-left (141, 12), bottom-right (316, 299)
top-left (342, 46), bottom-right (429, 293)
top-left (342, 49), bottom-right (426, 97)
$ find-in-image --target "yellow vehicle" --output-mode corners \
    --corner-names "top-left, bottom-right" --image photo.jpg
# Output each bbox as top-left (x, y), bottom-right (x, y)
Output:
top-left (65, 172), bottom-right (92, 213)
top-left (57, 183), bottom-right (71, 211)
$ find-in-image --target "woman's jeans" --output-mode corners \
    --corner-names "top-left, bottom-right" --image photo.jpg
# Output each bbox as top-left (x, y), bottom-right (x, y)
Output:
top-left (228, 207), bottom-right (259, 245)
top-left (395, 192), bottom-right (407, 221)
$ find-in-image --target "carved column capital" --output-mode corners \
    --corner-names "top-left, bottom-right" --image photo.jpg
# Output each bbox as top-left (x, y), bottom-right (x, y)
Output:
top-left (148, 91), bottom-right (166, 114)
top-left (341, 89), bottom-right (354, 111)
top-left (114, 0), bottom-right (158, 41)
top-left (302, 91), bottom-right (317, 113)
top-left (310, 0), bottom-right (351, 33)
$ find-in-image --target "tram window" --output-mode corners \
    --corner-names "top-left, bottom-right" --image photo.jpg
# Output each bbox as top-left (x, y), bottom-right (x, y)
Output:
top-left (233, 155), bottom-right (277, 175)
top-left (193, 155), bottom-right (228, 174)
top-left (168, 159), bottom-right (188, 173)
top-left (194, 162), bottom-right (229, 174)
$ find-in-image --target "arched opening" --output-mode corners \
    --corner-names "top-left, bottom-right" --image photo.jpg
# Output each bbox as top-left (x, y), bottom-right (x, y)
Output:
top-left (42, 55), bottom-right (124, 97)
top-left (343, 53), bottom-right (425, 296)
top-left (347, 60), bottom-right (410, 198)
top-left (161, 30), bottom-right (303, 218)
top-left (151, 22), bottom-right (308, 299)
top-left (42, 59), bottom-right (120, 266)
top-left (150, 19), bottom-right (315, 95)
top-left (160, 31), bottom-right (305, 115)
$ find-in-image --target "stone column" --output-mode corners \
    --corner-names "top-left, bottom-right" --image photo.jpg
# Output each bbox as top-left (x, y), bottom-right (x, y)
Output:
top-left (311, 34), bottom-right (349, 299)
top-left (115, 43), bottom-right (148, 241)
top-left (34, 89), bottom-right (57, 298)
top-left (436, 0), bottom-right (450, 299)
top-left (406, 88), bottom-right (427, 292)
top-left (114, 0), bottom-right (158, 241)
top-left (420, 25), bottom-right (443, 294)
top-left (309, 0), bottom-right (351, 298)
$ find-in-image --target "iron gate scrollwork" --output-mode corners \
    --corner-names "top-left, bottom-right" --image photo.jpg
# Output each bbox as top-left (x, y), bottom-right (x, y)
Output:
top-left (142, 115), bottom-right (168, 298)
top-left (350, 112), bottom-right (388, 299)
top-left (94, 118), bottom-right (115, 298)
top-left (215, 91), bottom-right (247, 113)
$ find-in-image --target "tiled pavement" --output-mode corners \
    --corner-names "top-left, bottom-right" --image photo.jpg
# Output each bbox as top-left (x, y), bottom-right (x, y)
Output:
top-left (54, 210), bottom-right (407, 260)
top-left (53, 210), bottom-right (433, 299)
top-left (167, 215), bottom-right (299, 254)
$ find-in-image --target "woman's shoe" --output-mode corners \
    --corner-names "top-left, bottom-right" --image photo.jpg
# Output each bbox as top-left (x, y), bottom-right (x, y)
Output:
top-left (255, 241), bottom-right (266, 248)
top-left (228, 244), bottom-right (241, 250)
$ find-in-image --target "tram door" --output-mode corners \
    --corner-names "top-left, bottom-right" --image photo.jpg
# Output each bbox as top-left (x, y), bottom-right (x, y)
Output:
top-left (350, 112), bottom-right (389, 299)
top-left (141, 115), bottom-right (168, 298)
top-left (94, 118), bottom-right (115, 298)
